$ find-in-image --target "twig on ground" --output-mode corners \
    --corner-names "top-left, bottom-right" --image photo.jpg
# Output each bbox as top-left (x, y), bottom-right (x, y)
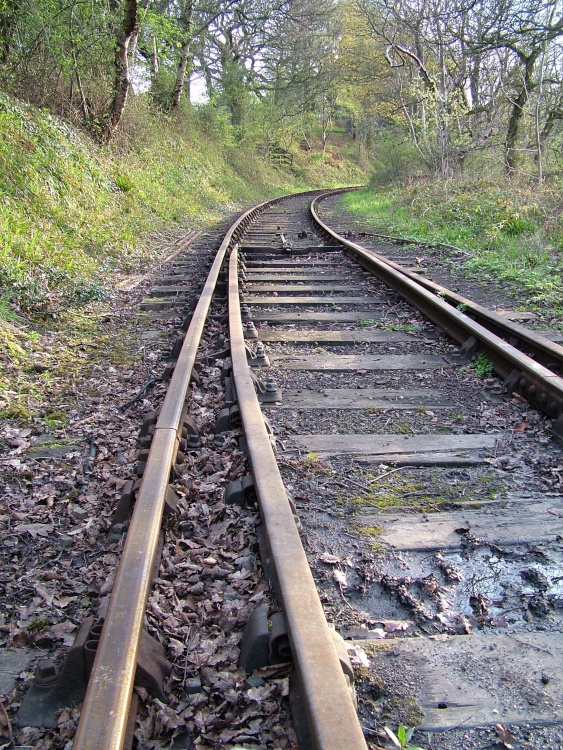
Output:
top-left (0, 699), bottom-right (14, 745)
top-left (119, 376), bottom-right (161, 412)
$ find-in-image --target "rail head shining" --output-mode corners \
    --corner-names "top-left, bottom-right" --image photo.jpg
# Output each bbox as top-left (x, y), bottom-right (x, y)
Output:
top-left (311, 194), bottom-right (563, 421)
top-left (72, 189), bottom-right (343, 750)
top-left (72, 195), bottom-right (281, 750)
top-left (228, 247), bottom-right (368, 750)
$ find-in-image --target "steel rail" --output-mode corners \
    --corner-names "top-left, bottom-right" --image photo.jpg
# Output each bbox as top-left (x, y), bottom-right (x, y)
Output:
top-left (228, 247), bottom-right (368, 750)
top-left (72, 201), bottom-right (261, 748)
top-left (310, 195), bottom-right (563, 421)
top-left (73, 189), bottom-right (340, 750)
top-left (73, 223), bottom-right (234, 750)
top-left (311, 193), bottom-right (563, 375)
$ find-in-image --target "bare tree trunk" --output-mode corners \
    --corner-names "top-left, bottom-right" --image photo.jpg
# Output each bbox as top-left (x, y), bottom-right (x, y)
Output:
top-left (505, 50), bottom-right (540, 173)
top-left (0, 0), bottom-right (18, 62)
top-left (150, 34), bottom-right (159, 76)
top-left (128, 0), bottom-right (149, 65)
top-left (538, 106), bottom-right (563, 158)
top-left (170, 0), bottom-right (193, 112)
top-left (320, 97), bottom-right (333, 152)
top-left (69, 8), bottom-right (90, 122)
top-left (436, 17), bottom-right (449, 176)
top-left (171, 40), bottom-right (192, 110)
top-left (105, 0), bottom-right (138, 141)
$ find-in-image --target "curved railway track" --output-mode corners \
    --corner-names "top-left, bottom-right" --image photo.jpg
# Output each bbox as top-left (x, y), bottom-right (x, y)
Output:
top-left (13, 189), bottom-right (563, 749)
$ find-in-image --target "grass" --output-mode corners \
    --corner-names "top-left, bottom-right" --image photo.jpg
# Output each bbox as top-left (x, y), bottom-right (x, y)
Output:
top-left (0, 93), bottom-right (365, 323)
top-left (341, 176), bottom-right (563, 316)
top-left (0, 93), bottom-right (298, 319)
top-left (385, 725), bottom-right (425, 750)
top-left (0, 92), bottom-right (368, 422)
top-left (472, 352), bottom-right (494, 379)
top-left (344, 470), bottom-right (505, 513)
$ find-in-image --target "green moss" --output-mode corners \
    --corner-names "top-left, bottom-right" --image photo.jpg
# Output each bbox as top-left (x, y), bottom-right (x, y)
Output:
top-left (367, 541), bottom-right (390, 555)
top-left (343, 470), bottom-right (506, 513)
top-left (362, 642), bottom-right (392, 655)
top-left (386, 696), bottom-right (425, 727)
top-left (477, 472), bottom-right (496, 484)
top-left (27, 618), bottom-right (51, 633)
top-left (0, 401), bottom-right (34, 420)
top-left (29, 438), bottom-right (75, 450)
top-left (356, 524), bottom-right (382, 537)
top-left (44, 408), bottom-right (68, 425)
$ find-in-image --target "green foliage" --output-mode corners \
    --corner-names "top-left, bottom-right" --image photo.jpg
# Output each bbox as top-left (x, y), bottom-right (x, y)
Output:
top-left (369, 136), bottom-right (425, 185)
top-left (192, 102), bottom-right (237, 146)
top-left (0, 91), bottom-right (365, 326)
top-left (341, 177), bottom-right (563, 313)
top-left (1, 0), bottom-right (114, 121)
top-left (114, 174), bottom-right (134, 192)
top-left (384, 724), bottom-right (424, 750)
top-left (473, 352), bottom-right (494, 379)
top-left (304, 452), bottom-right (321, 464)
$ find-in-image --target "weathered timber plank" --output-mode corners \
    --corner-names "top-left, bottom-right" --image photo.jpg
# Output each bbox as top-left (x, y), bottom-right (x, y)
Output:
top-left (240, 245), bottom-right (342, 253)
top-left (258, 330), bottom-right (412, 343)
top-left (245, 274), bottom-right (346, 282)
top-left (158, 275), bottom-right (194, 284)
top-left (290, 433), bottom-right (497, 456)
top-left (251, 311), bottom-right (384, 323)
top-left (0, 649), bottom-right (35, 694)
top-left (354, 452), bottom-right (487, 467)
top-left (244, 261), bottom-right (339, 268)
top-left (275, 354), bottom-right (448, 370)
top-left (496, 310), bottom-right (538, 320)
top-left (246, 284), bottom-right (357, 293)
top-left (150, 285), bottom-right (192, 296)
top-left (358, 498), bottom-right (563, 550)
top-left (367, 633), bottom-right (563, 730)
top-left (269, 388), bottom-right (454, 409)
top-left (140, 299), bottom-right (182, 310)
top-left (245, 296), bottom-right (379, 305)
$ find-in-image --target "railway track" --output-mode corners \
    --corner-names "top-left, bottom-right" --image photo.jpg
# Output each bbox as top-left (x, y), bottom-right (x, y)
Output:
top-left (10, 189), bottom-right (563, 749)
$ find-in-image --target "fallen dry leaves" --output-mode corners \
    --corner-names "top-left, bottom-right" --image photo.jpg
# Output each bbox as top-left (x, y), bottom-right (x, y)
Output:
top-left (2, 229), bottom-right (298, 748)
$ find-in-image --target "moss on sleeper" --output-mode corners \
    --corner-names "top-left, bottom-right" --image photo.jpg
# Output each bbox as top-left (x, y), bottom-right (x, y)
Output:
top-left (342, 470), bottom-right (506, 513)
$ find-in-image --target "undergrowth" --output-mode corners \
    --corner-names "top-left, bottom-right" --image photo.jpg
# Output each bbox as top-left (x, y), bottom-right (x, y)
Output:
top-left (0, 92), bottom-right (365, 324)
top-left (0, 94), bottom-right (284, 319)
top-left (341, 177), bottom-right (563, 315)
top-left (0, 92), bottom-right (366, 422)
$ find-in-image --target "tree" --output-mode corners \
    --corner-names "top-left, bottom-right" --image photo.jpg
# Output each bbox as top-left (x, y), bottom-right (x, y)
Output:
top-left (106, 0), bottom-right (139, 139)
top-left (355, 0), bottom-right (478, 175)
top-left (259, 0), bottom-right (341, 147)
top-left (353, 0), bottom-right (563, 176)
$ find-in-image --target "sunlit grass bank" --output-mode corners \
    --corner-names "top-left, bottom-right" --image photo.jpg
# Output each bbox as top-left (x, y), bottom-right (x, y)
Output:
top-left (341, 179), bottom-right (563, 314)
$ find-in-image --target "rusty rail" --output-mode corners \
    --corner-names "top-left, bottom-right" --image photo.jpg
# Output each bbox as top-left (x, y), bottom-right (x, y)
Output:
top-left (312, 194), bottom-right (563, 374)
top-left (72, 189), bottom-right (349, 750)
top-left (73, 197), bottom-right (272, 749)
top-left (73, 220), bottom-right (233, 750)
top-left (228, 246), bottom-right (368, 750)
top-left (311, 195), bottom-right (563, 424)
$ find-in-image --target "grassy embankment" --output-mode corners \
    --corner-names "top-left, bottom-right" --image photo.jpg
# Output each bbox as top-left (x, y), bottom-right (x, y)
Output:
top-left (341, 179), bottom-right (563, 319)
top-left (0, 93), bottom-right (365, 420)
